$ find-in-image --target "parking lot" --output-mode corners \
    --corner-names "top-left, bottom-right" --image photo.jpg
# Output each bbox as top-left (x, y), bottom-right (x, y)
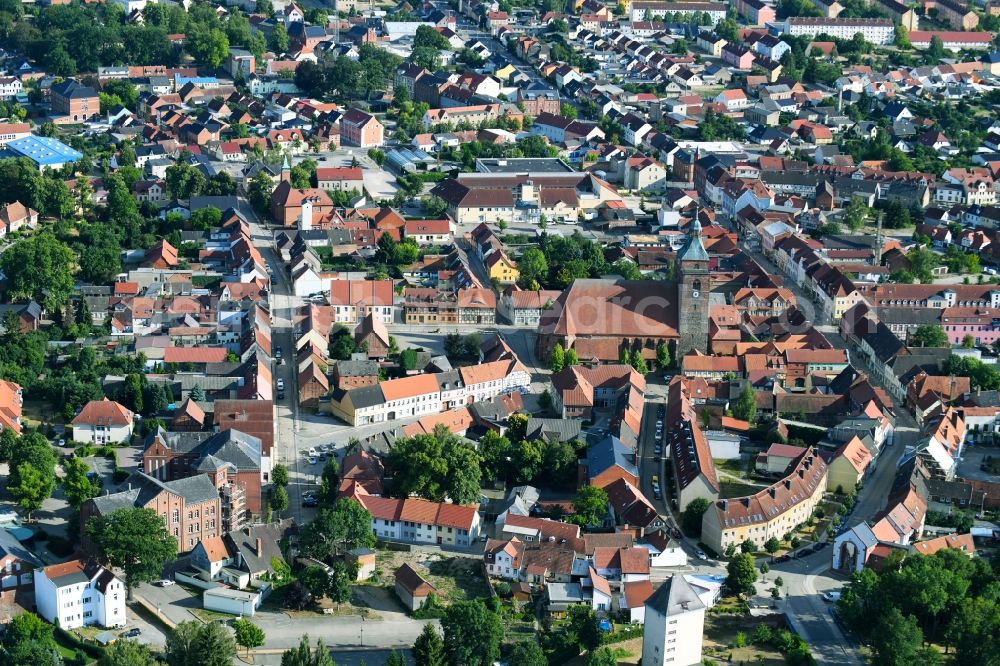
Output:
top-left (956, 444), bottom-right (1000, 482)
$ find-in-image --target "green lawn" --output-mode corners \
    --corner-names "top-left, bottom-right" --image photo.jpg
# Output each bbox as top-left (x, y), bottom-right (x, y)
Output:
top-left (719, 480), bottom-right (765, 499)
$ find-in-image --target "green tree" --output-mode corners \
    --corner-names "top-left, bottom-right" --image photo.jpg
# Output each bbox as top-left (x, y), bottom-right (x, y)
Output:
top-left (386, 426), bottom-right (481, 503)
top-left (550, 343), bottom-right (565, 372)
top-left (87, 507), bottom-right (178, 596)
top-left (682, 497), bottom-right (710, 537)
top-left (1, 611), bottom-right (61, 665)
top-left (400, 348), bottom-right (419, 371)
top-left (232, 619), bottom-right (265, 657)
top-left (765, 536), bottom-right (781, 554)
top-left (844, 198), bottom-right (870, 231)
top-left (510, 438), bottom-right (544, 484)
top-left (413, 24), bottom-right (450, 50)
top-left (269, 22), bottom-right (289, 53)
top-left (631, 354), bottom-right (648, 375)
top-left (516, 247), bottom-right (548, 289)
top-left (910, 324), bottom-right (949, 348)
top-left (189, 384), bottom-right (205, 401)
top-left (441, 600), bottom-right (502, 666)
top-left (165, 621), bottom-right (235, 666)
top-left (733, 384), bottom-right (757, 422)
top-left (656, 341), bottom-right (671, 370)
top-left (270, 485), bottom-right (289, 515)
top-left (300, 565), bottom-right (331, 599)
top-left (328, 562), bottom-right (352, 606)
top-left (298, 498), bottom-right (376, 560)
top-left (620, 348), bottom-right (631, 366)
top-left (99, 638), bottom-right (158, 666)
top-left (279, 636), bottom-right (336, 666)
top-left (507, 640), bottom-right (547, 666)
top-left (187, 26), bottom-right (230, 68)
top-left (587, 647), bottom-right (619, 666)
top-left (893, 24), bottom-right (911, 49)
top-left (7, 432), bottom-right (56, 519)
top-left (1, 233), bottom-right (75, 311)
top-left (572, 485), bottom-right (608, 526)
top-left (869, 607), bottom-right (925, 666)
top-left (726, 553), bottom-right (758, 597)
top-left (413, 623), bottom-right (446, 666)
top-left (248, 170), bottom-right (276, 215)
top-left (319, 458), bottom-right (340, 505)
top-left (568, 605), bottom-right (601, 652)
top-left (477, 430), bottom-right (511, 484)
top-left (61, 455), bottom-right (100, 509)
top-left (565, 347), bottom-right (580, 366)
top-left (272, 463), bottom-right (289, 487)
top-left (422, 195), bottom-right (448, 218)
top-left (963, 334), bottom-right (976, 349)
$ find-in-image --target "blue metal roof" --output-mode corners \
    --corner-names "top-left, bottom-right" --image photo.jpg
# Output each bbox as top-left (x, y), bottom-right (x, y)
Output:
top-left (587, 435), bottom-right (638, 480)
top-left (6, 135), bottom-right (82, 166)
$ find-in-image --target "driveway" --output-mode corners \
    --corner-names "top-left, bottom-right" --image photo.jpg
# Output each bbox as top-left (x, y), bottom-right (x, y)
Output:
top-left (134, 581), bottom-right (202, 626)
top-left (243, 610), bottom-right (437, 650)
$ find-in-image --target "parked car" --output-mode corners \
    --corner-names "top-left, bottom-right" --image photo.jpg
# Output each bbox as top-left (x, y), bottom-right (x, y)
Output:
top-left (307, 447), bottom-right (319, 457)
top-left (302, 495), bottom-right (319, 507)
top-left (122, 628), bottom-right (141, 638)
top-left (822, 591), bottom-right (841, 602)
top-left (274, 346), bottom-right (282, 359)
top-left (308, 457), bottom-right (318, 465)
top-left (277, 391), bottom-right (285, 400)
top-left (155, 579), bottom-right (174, 587)
top-left (696, 550), bottom-right (708, 561)
top-left (276, 378), bottom-right (285, 391)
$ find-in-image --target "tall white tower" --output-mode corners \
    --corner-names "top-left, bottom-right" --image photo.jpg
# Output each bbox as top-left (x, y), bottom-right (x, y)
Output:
top-left (641, 575), bottom-right (706, 666)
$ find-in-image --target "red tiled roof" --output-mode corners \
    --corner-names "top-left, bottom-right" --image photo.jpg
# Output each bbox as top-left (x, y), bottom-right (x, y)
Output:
top-left (72, 399), bottom-right (133, 426)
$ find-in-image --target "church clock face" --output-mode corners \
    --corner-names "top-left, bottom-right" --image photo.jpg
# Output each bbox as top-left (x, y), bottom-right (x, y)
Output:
top-left (692, 290), bottom-right (699, 298)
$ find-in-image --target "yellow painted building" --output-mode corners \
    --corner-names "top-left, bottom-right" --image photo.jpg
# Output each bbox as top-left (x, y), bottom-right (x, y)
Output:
top-left (485, 250), bottom-right (519, 283)
top-left (702, 448), bottom-right (828, 553)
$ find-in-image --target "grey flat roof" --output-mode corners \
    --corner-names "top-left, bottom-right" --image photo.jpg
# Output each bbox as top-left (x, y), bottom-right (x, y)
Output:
top-left (475, 158), bottom-right (576, 174)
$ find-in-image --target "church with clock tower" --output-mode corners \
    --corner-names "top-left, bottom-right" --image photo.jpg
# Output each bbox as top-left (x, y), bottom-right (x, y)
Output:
top-left (537, 220), bottom-right (713, 365)
top-left (676, 219), bottom-right (710, 359)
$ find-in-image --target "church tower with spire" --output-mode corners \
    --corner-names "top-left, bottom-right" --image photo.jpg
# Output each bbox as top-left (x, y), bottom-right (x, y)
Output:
top-left (676, 218), bottom-right (710, 359)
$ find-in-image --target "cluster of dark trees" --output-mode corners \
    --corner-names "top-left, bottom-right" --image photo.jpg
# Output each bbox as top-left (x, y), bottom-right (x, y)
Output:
top-left (838, 548), bottom-right (1000, 665)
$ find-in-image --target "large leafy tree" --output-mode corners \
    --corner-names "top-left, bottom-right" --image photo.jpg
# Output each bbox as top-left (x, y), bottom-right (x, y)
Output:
top-left (441, 600), bottom-right (502, 666)
top-left (1, 611), bottom-right (61, 665)
top-left (387, 425), bottom-right (481, 503)
top-left (507, 641), bottom-right (547, 666)
top-left (910, 324), bottom-right (949, 348)
top-left (279, 636), bottom-right (335, 666)
top-left (568, 605), bottom-right (601, 653)
top-left (298, 498), bottom-right (375, 561)
top-left (1, 232), bottom-right (75, 310)
top-left (165, 621), bottom-right (235, 666)
top-left (733, 384), bottom-right (757, 422)
top-left (87, 507), bottom-right (177, 595)
top-left (98, 639), bottom-right (157, 666)
top-left (572, 485), bottom-right (608, 526)
top-left (61, 456), bottom-right (100, 509)
top-left (232, 619), bottom-right (265, 657)
top-left (6, 431), bottom-right (56, 519)
top-left (869, 608), bottom-right (927, 666)
top-left (682, 497), bottom-right (710, 537)
top-left (726, 553), bottom-right (758, 597)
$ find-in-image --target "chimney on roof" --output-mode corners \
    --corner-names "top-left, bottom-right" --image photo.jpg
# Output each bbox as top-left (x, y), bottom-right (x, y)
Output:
top-left (798, 469), bottom-right (805, 479)
top-left (768, 487), bottom-right (776, 499)
top-left (256, 537), bottom-right (262, 556)
top-left (784, 479), bottom-right (792, 490)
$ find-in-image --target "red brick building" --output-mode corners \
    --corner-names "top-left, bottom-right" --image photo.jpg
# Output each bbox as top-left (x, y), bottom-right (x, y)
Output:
top-left (141, 429), bottom-right (263, 518)
top-left (82, 473), bottom-right (222, 553)
top-left (51, 79), bottom-right (99, 122)
top-left (340, 108), bottom-right (384, 148)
